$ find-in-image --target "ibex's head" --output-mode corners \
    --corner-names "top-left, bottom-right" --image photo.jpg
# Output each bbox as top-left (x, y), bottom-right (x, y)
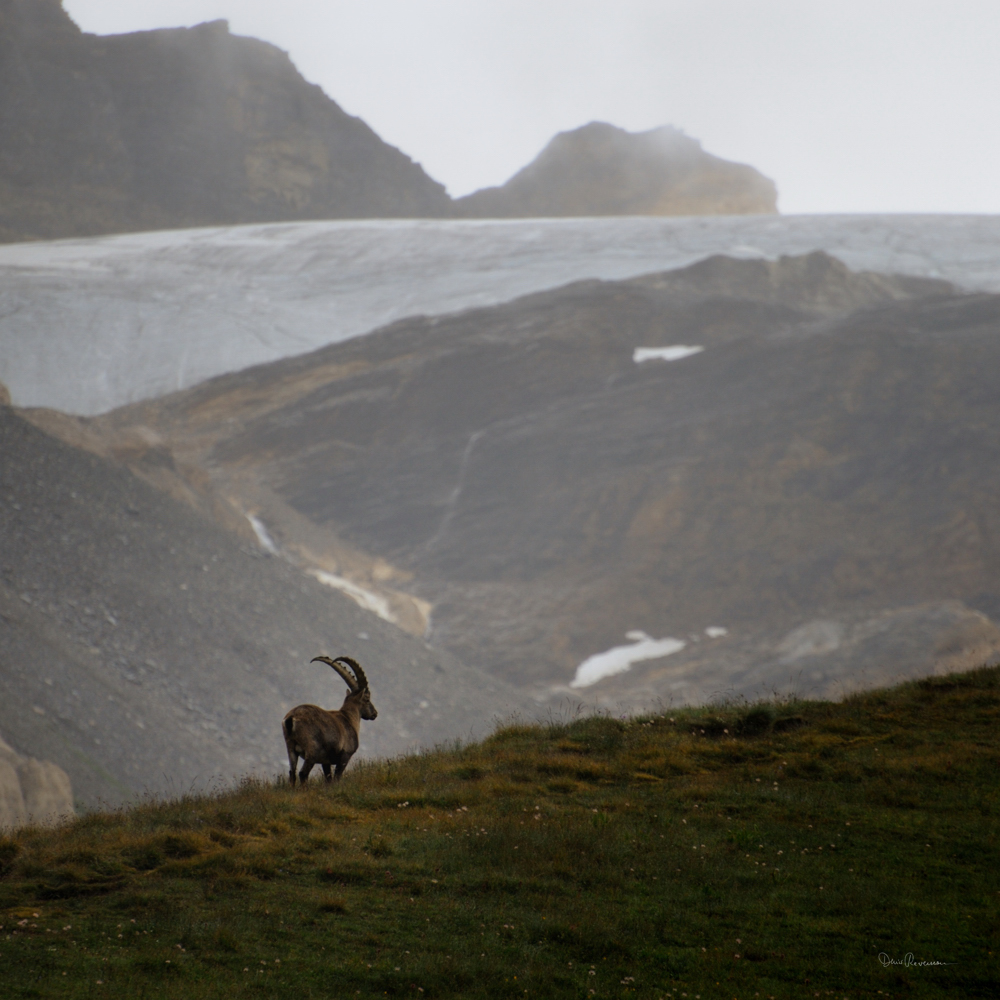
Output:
top-left (354, 685), bottom-right (378, 721)
top-left (312, 655), bottom-right (378, 721)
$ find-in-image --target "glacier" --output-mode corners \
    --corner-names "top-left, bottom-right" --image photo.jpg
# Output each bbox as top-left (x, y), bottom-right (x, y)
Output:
top-left (3, 214), bottom-right (1000, 415)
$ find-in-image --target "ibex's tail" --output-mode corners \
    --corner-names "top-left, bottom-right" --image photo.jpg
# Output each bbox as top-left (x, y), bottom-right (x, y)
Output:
top-left (283, 717), bottom-right (295, 739)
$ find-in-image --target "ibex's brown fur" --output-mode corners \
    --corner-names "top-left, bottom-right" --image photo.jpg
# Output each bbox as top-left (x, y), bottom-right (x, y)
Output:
top-left (283, 655), bottom-right (377, 785)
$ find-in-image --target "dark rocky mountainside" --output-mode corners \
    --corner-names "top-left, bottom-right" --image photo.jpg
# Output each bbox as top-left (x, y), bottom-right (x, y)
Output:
top-left (0, 0), bottom-right (450, 242)
top-left (55, 252), bottom-right (1000, 707)
top-left (0, 408), bottom-right (532, 807)
top-left (454, 123), bottom-right (777, 218)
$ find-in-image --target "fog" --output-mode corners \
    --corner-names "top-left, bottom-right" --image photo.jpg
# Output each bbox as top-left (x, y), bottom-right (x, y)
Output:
top-left (4, 1), bottom-right (1000, 829)
top-left (62, 1), bottom-right (1000, 214)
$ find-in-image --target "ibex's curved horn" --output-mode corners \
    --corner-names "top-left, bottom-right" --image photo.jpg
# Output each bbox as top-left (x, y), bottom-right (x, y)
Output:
top-left (334, 655), bottom-right (368, 692)
top-left (311, 655), bottom-right (359, 692)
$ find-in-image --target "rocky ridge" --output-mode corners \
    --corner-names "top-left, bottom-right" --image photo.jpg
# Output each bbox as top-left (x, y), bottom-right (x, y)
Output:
top-left (0, 3), bottom-right (775, 243)
top-left (0, 0), bottom-right (450, 242)
top-left (455, 123), bottom-right (777, 218)
top-left (32, 252), bottom-right (1000, 709)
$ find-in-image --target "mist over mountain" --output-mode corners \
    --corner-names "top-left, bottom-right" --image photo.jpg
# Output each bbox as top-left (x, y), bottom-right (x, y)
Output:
top-left (0, 2), bottom-right (775, 243)
top-left (454, 123), bottom-right (777, 218)
top-left (42, 252), bottom-right (1000, 712)
top-left (0, 0), bottom-right (450, 242)
top-left (3, 4), bottom-right (996, 811)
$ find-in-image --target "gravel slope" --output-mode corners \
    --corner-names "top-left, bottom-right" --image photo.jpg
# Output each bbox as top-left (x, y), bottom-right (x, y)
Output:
top-left (0, 409), bottom-right (532, 807)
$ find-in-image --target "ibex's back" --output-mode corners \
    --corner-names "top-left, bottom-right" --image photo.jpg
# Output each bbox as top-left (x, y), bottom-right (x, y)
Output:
top-left (283, 655), bottom-right (377, 785)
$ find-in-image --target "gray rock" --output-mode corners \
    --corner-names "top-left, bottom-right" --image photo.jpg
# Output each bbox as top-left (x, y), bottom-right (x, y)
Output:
top-left (0, 757), bottom-right (26, 829)
top-left (0, 733), bottom-right (73, 828)
top-left (777, 621), bottom-right (845, 664)
top-left (16, 758), bottom-right (74, 826)
top-left (455, 122), bottom-right (777, 218)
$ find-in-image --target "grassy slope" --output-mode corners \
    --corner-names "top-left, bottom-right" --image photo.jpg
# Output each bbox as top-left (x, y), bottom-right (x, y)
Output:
top-left (1, 668), bottom-right (998, 1000)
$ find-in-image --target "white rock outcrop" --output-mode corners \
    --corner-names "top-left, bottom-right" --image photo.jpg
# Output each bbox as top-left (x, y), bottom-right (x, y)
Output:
top-left (0, 733), bottom-right (74, 829)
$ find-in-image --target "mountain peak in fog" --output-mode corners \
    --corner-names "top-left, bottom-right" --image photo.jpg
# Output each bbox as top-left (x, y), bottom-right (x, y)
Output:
top-left (455, 121), bottom-right (778, 218)
top-left (0, 0), bottom-right (450, 242)
top-left (0, 4), bottom-right (777, 241)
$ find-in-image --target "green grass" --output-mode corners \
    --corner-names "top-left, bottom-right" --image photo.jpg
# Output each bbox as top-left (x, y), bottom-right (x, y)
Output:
top-left (2, 667), bottom-right (999, 999)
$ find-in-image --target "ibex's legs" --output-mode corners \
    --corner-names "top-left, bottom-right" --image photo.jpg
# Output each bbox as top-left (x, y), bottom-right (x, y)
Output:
top-left (321, 763), bottom-right (333, 783)
top-left (334, 763), bottom-right (347, 781)
top-left (298, 761), bottom-right (316, 783)
top-left (286, 747), bottom-right (299, 786)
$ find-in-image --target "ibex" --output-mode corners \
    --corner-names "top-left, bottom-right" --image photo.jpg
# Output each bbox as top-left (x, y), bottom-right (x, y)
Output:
top-left (282, 655), bottom-right (377, 785)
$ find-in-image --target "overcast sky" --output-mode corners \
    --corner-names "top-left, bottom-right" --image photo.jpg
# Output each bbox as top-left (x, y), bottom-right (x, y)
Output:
top-left (63, 1), bottom-right (1000, 214)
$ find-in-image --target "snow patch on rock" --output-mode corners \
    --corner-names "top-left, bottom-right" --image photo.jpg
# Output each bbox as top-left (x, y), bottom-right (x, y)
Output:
top-left (307, 569), bottom-right (396, 624)
top-left (571, 631), bottom-right (686, 688)
top-left (246, 514), bottom-right (279, 555)
top-left (633, 345), bottom-right (704, 363)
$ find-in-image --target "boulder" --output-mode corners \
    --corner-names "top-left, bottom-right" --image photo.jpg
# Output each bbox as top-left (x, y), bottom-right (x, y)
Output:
top-left (16, 758), bottom-right (74, 825)
top-left (0, 758), bottom-right (26, 829)
top-left (0, 733), bottom-right (73, 827)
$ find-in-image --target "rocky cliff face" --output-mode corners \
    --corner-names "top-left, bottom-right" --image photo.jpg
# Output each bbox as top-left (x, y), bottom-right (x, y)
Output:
top-left (455, 123), bottom-right (777, 218)
top-left (0, 4), bottom-right (777, 242)
top-left (0, 0), bottom-right (450, 242)
top-left (0, 731), bottom-right (73, 828)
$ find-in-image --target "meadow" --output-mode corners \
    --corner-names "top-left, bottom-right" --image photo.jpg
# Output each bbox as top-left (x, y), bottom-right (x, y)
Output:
top-left (1, 666), bottom-right (998, 999)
